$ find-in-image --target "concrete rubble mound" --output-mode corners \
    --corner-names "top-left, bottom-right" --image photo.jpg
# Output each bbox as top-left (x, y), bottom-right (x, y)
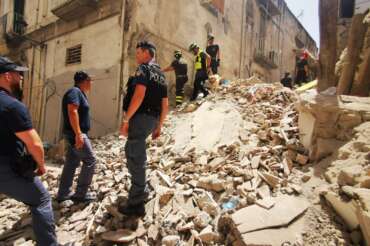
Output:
top-left (0, 79), bottom-right (313, 246)
top-left (320, 121), bottom-right (370, 246)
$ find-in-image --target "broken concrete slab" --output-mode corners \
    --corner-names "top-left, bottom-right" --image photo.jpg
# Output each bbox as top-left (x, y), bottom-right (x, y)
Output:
top-left (240, 212), bottom-right (305, 246)
top-left (230, 195), bottom-right (309, 234)
top-left (255, 197), bottom-right (275, 209)
top-left (324, 192), bottom-right (359, 230)
top-left (356, 206), bottom-right (370, 246)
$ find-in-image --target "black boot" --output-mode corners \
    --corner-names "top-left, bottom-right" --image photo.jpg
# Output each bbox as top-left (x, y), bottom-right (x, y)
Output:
top-left (118, 203), bottom-right (145, 217)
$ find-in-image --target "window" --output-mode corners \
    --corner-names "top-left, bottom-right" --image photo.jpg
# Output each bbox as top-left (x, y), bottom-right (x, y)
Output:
top-left (339, 0), bottom-right (355, 18)
top-left (66, 44), bottom-right (82, 65)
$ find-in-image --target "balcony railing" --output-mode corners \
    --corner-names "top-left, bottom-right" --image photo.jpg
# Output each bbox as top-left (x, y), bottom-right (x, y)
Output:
top-left (254, 38), bottom-right (278, 69)
top-left (257, 0), bottom-right (281, 16)
top-left (0, 12), bottom-right (27, 42)
top-left (51, 0), bottom-right (99, 21)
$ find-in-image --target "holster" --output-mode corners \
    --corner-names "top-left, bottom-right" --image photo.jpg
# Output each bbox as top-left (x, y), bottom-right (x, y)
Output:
top-left (11, 147), bottom-right (37, 180)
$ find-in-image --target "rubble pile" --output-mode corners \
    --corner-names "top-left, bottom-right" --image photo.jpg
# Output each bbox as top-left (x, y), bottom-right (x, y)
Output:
top-left (0, 80), bottom-right (314, 246)
top-left (321, 122), bottom-right (370, 245)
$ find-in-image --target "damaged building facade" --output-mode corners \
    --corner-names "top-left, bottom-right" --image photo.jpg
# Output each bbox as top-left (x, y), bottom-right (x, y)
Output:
top-left (0, 0), bottom-right (317, 143)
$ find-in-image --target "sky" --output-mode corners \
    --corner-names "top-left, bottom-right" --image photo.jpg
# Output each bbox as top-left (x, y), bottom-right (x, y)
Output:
top-left (285, 0), bottom-right (320, 46)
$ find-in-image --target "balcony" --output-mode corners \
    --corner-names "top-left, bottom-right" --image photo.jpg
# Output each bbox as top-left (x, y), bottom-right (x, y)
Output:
top-left (257, 0), bottom-right (281, 16)
top-left (51, 0), bottom-right (99, 21)
top-left (0, 12), bottom-right (27, 45)
top-left (253, 38), bottom-right (278, 69)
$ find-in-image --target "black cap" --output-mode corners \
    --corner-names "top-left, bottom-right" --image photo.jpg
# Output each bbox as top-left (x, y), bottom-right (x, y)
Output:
top-left (74, 71), bottom-right (91, 83)
top-left (0, 56), bottom-right (28, 74)
top-left (136, 41), bottom-right (156, 51)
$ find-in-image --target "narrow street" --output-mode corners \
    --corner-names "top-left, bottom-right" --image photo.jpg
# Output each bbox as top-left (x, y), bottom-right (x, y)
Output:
top-left (1, 78), bottom-right (365, 245)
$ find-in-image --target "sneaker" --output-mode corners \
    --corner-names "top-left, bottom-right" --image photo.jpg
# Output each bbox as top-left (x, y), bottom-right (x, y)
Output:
top-left (71, 192), bottom-right (96, 203)
top-left (56, 192), bottom-right (73, 203)
top-left (118, 203), bottom-right (145, 217)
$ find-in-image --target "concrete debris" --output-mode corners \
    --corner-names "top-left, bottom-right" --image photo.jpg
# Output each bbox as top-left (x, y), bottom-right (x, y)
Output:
top-left (0, 79), bottom-right (316, 245)
top-left (324, 192), bottom-right (359, 230)
top-left (162, 235), bottom-right (181, 246)
top-left (219, 195), bottom-right (309, 244)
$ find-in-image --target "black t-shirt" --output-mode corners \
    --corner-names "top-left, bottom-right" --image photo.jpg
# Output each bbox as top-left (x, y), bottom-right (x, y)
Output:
top-left (123, 62), bottom-right (168, 117)
top-left (171, 58), bottom-right (188, 77)
top-left (0, 88), bottom-right (33, 157)
top-left (206, 44), bottom-right (219, 59)
top-left (62, 86), bottom-right (90, 136)
top-left (297, 58), bottom-right (308, 71)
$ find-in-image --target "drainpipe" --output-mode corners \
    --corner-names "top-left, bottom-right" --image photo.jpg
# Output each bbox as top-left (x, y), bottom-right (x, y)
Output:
top-left (239, 0), bottom-right (246, 78)
top-left (118, 0), bottom-right (127, 125)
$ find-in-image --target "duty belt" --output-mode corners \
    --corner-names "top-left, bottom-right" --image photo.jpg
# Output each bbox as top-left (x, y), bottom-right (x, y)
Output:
top-left (176, 75), bottom-right (187, 78)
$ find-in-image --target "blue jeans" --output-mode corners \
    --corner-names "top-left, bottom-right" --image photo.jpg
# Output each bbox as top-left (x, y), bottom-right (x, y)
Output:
top-left (125, 113), bottom-right (158, 205)
top-left (57, 134), bottom-right (96, 199)
top-left (0, 157), bottom-right (57, 246)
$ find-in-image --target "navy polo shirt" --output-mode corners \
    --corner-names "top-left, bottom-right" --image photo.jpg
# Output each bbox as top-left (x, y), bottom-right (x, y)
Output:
top-left (62, 86), bottom-right (90, 137)
top-left (0, 88), bottom-right (33, 157)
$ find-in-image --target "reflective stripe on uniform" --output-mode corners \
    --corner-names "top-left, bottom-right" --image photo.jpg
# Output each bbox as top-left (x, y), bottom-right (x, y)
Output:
top-left (176, 96), bottom-right (183, 102)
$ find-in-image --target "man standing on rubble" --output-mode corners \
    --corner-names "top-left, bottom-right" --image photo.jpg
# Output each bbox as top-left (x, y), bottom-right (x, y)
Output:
top-left (120, 41), bottom-right (169, 216)
top-left (295, 51), bottom-right (309, 86)
top-left (189, 42), bottom-right (210, 101)
top-left (162, 50), bottom-right (188, 106)
top-left (57, 71), bottom-right (97, 203)
top-left (206, 34), bottom-right (221, 75)
top-left (0, 56), bottom-right (57, 245)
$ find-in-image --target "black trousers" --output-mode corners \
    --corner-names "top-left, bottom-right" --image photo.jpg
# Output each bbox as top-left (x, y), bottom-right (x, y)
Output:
top-left (210, 59), bottom-right (218, 74)
top-left (191, 70), bottom-right (209, 101)
top-left (175, 76), bottom-right (188, 105)
top-left (295, 70), bottom-right (307, 86)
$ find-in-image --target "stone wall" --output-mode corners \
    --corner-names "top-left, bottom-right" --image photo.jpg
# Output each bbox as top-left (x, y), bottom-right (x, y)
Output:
top-left (297, 91), bottom-right (370, 161)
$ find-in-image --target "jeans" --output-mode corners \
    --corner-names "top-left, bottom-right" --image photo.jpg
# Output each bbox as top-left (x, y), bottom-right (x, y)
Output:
top-left (125, 113), bottom-right (158, 205)
top-left (0, 157), bottom-right (57, 246)
top-left (57, 134), bottom-right (96, 199)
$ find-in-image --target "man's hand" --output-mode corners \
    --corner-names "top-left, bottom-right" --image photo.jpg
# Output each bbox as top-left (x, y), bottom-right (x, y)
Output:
top-left (75, 134), bottom-right (84, 149)
top-left (120, 122), bottom-right (129, 137)
top-left (36, 165), bottom-right (46, 176)
top-left (152, 126), bottom-right (161, 140)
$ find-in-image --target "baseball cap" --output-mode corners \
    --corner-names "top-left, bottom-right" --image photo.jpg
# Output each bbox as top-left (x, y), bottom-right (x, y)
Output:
top-left (74, 71), bottom-right (91, 83)
top-left (136, 41), bottom-right (156, 51)
top-left (0, 56), bottom-right (28, 74)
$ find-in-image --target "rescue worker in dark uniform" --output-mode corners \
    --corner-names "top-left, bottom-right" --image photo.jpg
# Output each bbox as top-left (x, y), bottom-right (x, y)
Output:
top-left (120, 41), bottom-right (169, 216)
top-left (206, 34), bottom-right (221, 74)
top-left (295, 52), bottom-right (309, 86)
top-left (189, 43), bottom-right (210, 101)
top-left (57, 71), bottom-right (97, 203)
top-left (0, 56), bottom-right (57, 246)
top-left (280, 72), bottom-right (293, 89)
top-left (162, 50), bottom-right (188, 106)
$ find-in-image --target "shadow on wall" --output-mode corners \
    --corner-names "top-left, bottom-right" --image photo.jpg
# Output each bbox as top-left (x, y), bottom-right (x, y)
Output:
top-left (42, 65), bottom-right (121, 144)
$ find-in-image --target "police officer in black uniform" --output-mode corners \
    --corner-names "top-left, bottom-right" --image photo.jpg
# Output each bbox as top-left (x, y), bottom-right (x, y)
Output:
top-left (162, 50), bottom-right (188, 106)
top-left (119, 41), bottom-right (169, 216)
top-left (189, 42), bottom-right (210, 101)
top-left (0, 56), bottom-right (57, 245)
top-left (206, 34), bottom-right (221, 75)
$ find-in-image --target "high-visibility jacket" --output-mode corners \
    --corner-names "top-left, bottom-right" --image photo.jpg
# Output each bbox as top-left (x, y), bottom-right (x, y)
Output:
top-left (195, 49), bottom-right (206, 71)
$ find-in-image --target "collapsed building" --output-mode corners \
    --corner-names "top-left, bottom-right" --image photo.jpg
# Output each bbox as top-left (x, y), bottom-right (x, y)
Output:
top-left (0, 0), bottom-right (317, 143)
